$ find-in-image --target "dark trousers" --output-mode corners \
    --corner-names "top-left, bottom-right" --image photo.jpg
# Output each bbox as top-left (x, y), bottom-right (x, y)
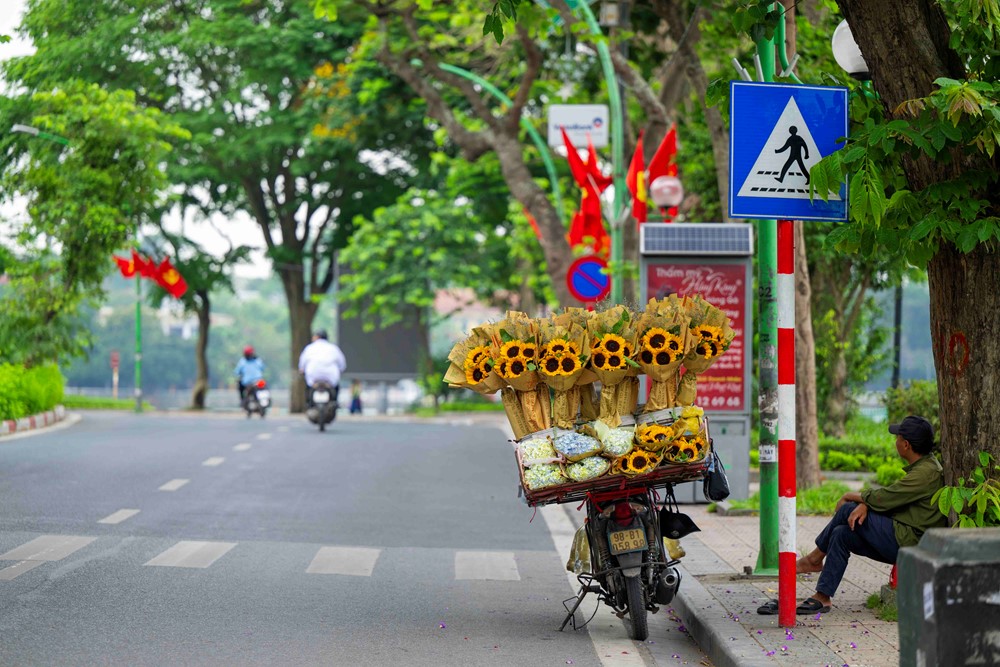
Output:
top-left (816, 502), bottom-right (899, 598)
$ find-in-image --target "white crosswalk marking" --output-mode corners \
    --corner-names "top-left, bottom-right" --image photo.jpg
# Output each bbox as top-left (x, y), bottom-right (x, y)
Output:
top-left (0, 535), bottom-right (97, 581)
top-left (202, 457), bottom-right (225, 467)
top-left (98, 509), bottom-right (140, 525)
top-left (256, 433), bottom-right (272, 440)
top-left (233, 443), bottom-right (252, 451)
top-left (306, 547), bottom-right (381, 576)
top-left (454, 551), bottom-right (520, 581)
top-left (158, 479), bottom-right (189, 491)
top-left (144, 541), bottom-right (237, 568)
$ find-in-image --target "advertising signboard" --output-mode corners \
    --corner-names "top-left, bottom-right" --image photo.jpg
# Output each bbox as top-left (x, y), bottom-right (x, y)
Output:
top-left (547, 104), bottom-right (610, 148)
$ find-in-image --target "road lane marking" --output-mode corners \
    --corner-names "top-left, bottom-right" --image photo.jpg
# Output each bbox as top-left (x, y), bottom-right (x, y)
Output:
top-left (0, 560), bottom-right (46, 581)
top-left (0, 535), bottom-right (97, 562)
top-left (98, 509), bottom-right (140, 525)
top-left (256, 433), bottom-right (272, 440)
top-left (277, 426), bottom-right (289, 432)
top-left (454, 551), bottom-right (520, 581)
top-left (306, 547), bottom-right (381, 576)
top-left (144, 541), bottom-right (237, 568)
top-left (233, 443), bottom-right (252, 451)
top-left (158, 479), bottom-right (190, 491)
top-left (202, 457), bottom-right (225, 467)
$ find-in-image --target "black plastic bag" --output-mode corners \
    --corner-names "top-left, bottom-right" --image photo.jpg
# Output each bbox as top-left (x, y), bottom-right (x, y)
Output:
top-left (658, 486), bottom-right (701, 539)
top-left (703, 448), bottom-right (731, 502)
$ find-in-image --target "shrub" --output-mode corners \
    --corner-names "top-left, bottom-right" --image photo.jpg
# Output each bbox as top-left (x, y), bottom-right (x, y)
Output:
top-left (885, 380), bottom-right (940, 436)
top-left (0, 363), bottom-right (65, 420)
top-left (876, 461), bottom-right (906, 486)
top-left (730, 481), bottom-right (852, 515)
top-left (932, 452), bottom-right (1000, 528)
top-left (823, 450), bottom-right (863, 472)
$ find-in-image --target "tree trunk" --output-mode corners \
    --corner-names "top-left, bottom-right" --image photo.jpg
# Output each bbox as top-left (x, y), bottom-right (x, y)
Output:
top-left (279, 268), bottom-right (318, 414)
top-left (794, 222), bottom-right (821, 488)
top-left (928, 243), bottom-right (1000, 487)
top-left (190, 290), bottom-right (210, 410)
top-left (891, 283), bottom-right (903, 388)
top-left (824, 349), bottom-right (849, 438)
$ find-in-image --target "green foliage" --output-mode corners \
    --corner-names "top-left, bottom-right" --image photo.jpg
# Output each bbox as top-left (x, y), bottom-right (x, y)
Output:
top-left (0, 363), bottom-right (65, 420)
top-left (62, 395), bottom-right (151, 410)
top-left (866, 593), bottom-right (898, 622)
top-left (730, 481), bottom-right (853, 515)
top-left (876, 461), bottom-right (907, 486)
top-left (822, 451), bottom-right (864, 472)
top-left (932, 452), bottom-right (1000, 527)
top-left (483, 0), bottom-right (524, 44)
top-left (885, 381), bottom-right (940, 436)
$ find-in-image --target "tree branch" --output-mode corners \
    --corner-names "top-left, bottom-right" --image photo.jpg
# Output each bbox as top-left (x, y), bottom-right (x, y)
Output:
top-left (506, 23), bottom-right (543, 132)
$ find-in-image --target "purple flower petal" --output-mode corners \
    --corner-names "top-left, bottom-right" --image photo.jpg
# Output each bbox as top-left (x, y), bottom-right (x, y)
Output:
top-left (438, 622), bottom-right (446, 629)
top-left (850, 642), bottom-right (857, 649)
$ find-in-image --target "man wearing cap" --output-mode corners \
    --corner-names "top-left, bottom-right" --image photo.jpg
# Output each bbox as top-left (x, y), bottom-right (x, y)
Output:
top-left (760, 415), bottom-right (946, 615)
top-left (298, 330), bottom-right (347, 406)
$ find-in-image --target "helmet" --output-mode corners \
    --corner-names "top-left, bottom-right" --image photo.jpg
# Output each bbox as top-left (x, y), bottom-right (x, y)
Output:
top-left (313, 329), bottom-right (328, 340)
top-left (243, 345), bottom-right (255, 356)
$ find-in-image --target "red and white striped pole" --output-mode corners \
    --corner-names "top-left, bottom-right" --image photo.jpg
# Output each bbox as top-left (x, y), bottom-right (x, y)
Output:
top-left (777, 219), bottom-right (797, 627)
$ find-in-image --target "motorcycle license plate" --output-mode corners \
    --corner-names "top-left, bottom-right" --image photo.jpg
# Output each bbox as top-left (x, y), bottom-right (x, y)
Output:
top-left (257, 390), bottom-right (270, 401)
top-left (609, 528), bottom-right (647, 555)
top-left (313, 390), bottom-right (330, 403)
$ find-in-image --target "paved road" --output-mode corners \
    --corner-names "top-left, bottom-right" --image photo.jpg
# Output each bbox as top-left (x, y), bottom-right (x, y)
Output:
top-left (0, 411), bottom-right (708, 666)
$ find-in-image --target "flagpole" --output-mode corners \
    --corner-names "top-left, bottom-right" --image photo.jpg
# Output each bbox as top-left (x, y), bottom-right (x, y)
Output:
top-left (135, 267), bottom-right (143, 413)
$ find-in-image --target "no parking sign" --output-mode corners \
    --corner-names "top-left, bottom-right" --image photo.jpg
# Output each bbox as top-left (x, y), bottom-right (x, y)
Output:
top-left (566, 256), bottom-right (610, 303)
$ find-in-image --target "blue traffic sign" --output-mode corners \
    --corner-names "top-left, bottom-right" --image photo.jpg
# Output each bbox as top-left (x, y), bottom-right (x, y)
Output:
top-left (729, 82), bottom-right (849, 221)
top-left (566, 256), bottom-right (610, 303)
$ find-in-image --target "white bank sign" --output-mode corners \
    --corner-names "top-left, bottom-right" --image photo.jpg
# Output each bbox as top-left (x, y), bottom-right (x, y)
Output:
top-left (547, 104), bottom-right (610, 148)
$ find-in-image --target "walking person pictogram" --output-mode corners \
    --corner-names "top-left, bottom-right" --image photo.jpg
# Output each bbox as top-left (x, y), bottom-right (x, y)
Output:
top-left (775, 125), bottom-right (809, 184)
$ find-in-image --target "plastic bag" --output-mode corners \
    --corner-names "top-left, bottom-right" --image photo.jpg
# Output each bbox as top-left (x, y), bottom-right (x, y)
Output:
top-left (553, 431), bottom-right (603, 462)
top-left (565, 456), bottom-right (610, 482)
top-left (523, 463), bottom-right (567, 490)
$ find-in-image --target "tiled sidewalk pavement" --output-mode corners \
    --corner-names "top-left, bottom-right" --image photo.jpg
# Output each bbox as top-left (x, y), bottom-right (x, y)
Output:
top-left (673, 505), bottom-right (898, 667)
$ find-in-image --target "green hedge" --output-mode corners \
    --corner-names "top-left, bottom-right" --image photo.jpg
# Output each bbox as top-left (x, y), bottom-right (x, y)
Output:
top-left (0, 364), bottom-right (65, 420)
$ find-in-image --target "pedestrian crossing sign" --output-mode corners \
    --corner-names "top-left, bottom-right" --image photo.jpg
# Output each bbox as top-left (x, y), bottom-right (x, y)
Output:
top-left (729, 81), bottom-right (849, 221)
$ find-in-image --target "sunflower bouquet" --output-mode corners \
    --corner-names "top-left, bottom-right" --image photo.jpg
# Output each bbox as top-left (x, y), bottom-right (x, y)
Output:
top-left (489, 311), bottom-right (553, 437)
top-left (587, 305), bottom-right (642, 426)
top-left (674, 296), bottom-right (736, 406)
top-left (443, 325), bottom-right (505, 396)
top-left (636, 298), bottom-right (695, 412)
top-left (611, 448), bottom-right (664, 476)
top-left (662, 406), bottom-right (709, 463)
top-left (537, 314), bottom-right (593, 429)
top-left (563, 308), bottom-right (599, 421)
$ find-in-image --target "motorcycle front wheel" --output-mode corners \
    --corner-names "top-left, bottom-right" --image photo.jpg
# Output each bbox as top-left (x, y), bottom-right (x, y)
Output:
top-left (624, 575), bottom-right (648, 641)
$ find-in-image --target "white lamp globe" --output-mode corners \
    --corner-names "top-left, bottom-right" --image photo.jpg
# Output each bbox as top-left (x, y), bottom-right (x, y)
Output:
top-left (831, 19), bottom-right (870, 80)
top-left (649, 176), bottom-right (684, 208)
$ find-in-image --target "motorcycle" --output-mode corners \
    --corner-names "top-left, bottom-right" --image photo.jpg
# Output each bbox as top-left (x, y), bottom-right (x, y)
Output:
top-left (306, 381), bottom-right (337, 432)
top-left (560, 485), bottom-right (688, 641)
top-left (243, 379), bottom-right (271, 418)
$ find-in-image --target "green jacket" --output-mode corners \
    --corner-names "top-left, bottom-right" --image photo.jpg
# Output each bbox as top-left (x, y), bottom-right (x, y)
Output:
top-left (860, 455), bottom-right (948, 547)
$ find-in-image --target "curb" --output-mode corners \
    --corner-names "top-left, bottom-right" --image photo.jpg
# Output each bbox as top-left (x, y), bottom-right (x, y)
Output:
top-left (672, 564), bottom-right (778, 667)
top-left (0, 405), bottom-right (67, 437)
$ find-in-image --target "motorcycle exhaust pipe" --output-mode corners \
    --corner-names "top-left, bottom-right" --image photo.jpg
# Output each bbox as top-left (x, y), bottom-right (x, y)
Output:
top-left (655, 567), bottom-right (681, 605)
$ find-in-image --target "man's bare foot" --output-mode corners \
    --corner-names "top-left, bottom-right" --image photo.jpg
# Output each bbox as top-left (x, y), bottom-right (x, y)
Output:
top-left (796, 556), bottom-right (824, 574)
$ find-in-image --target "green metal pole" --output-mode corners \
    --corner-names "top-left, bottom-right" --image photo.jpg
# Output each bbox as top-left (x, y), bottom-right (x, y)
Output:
top-left (575, 2), bottom-right (626, 305)
top-left (135, 274), bottom-right (143, 413)
top-left (436, 63), bottom-right (567, 226)
top-left (754, 23), bottom-right (779, 576)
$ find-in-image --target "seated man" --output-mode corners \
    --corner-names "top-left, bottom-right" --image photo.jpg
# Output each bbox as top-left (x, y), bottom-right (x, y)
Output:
top-left (793, 415), bottom-right (947, 614)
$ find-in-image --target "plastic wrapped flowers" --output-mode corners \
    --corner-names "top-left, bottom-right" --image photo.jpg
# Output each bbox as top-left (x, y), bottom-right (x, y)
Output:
top-left (523, 463), bottom-right (567, 490)
top-left (566, 456), bottom-right (611, 482)
top-left (554, 430), bottom-right (603, 462)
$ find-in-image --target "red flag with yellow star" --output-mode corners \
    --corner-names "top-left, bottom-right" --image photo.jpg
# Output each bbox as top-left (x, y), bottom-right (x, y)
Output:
top-left (113, 255), bottom-right (137, 278)
top-left (155, 258), bottom-right (187, 298)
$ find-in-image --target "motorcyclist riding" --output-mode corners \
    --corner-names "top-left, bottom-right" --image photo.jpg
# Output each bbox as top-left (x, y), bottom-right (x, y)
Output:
top-left (298, 330), bottom-right (347, 407)
top-left (234, 345), bottom-right (266, 405)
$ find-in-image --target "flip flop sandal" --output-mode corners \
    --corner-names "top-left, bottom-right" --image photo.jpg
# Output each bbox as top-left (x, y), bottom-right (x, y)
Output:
top-left (756, 599), bottom-right (779, 615)
top-left (796, 598), bottom-right (832, 615)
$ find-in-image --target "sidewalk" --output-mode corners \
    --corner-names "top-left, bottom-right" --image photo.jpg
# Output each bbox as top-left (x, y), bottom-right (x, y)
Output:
top-left (673, 505), bottom-right (899, 667)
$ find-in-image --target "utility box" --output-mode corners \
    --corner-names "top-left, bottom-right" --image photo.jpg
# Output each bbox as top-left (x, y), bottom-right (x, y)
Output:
top-left (640, 223), bottom-right (753, 502)
top-left (898, 528), bottom-right (1000, 667)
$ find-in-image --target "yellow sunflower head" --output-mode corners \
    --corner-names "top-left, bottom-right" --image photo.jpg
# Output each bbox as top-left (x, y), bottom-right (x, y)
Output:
top-left (696, 339), bottom-right (720, 360)
top-left (601, 333), bottom-right (626, 355)
top-left (622, 342), bottom-right (634, 359)
top-left (507, 357), bottom-right (528, 377)
top-left (521, 343), bottom-right (537, 359)
top-left (495, 359), bottom-right (509, 378)
top-left (541, 355), bottom-right (563, 375)
top-left (559, 355), bottom-right (581, 375)
top-left (546, 338), bottom-right (569, 356)
top-left (591, 349), bottom-right (608, 370)
top-left (465, 345), bottom-right (490, 369)
top-left (642, 327), bottom-right (670, 351)
top-left (500, 340), bottom-right (524, 360)
top-left (604, 352), bottom-right (624, 370)
top-left (693, 325), bottom-right (724, 342)
top-left (465, 364), bottom-right (486, 385)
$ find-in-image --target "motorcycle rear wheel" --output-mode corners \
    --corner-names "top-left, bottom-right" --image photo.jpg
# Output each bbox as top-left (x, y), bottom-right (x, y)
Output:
top-left (624, 575), bottom-right (648, 641)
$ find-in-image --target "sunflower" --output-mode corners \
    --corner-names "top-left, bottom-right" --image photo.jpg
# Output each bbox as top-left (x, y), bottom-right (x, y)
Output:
top-left (465, 364), bottom-right (486, 385)
top-left (624, 448), bottom-right (661, 474)
top-left (541, 356), bottom-right (563, 375)
top-left (604, 353), bottom-right (624, 370)
top-left (591, 350), bottom-right (608, 369)
top-left (640, 349), bottom-right (654, 364)
top-left (696, 339), bottom-right (721, 359)
top-left (666, 336), bottom-right (682, 353)
top-left (545, 338), bottom-right (570, 356)
top-left (622, 342), bottom-right (634, 359)
top-left (521, 343), bottom-right (537, 359)
top-left (600, 334), bottom-right (626, 355)
top-left (495, 359), bottom-right (509, 378)
top-left (500, 341), bottom-right (524, 360)
top-left (465, 345), bottom-right (490, 369)
top-left (507, 357), bottom-right (527, 377)
top-left (655, 350), bottom-right (674, 365)
top-left (559, 355), bottom-right (581, 374)
top-left (693, 324), bottom-right (724, 342)
top-left (641, 327), bottom-right (670, 351)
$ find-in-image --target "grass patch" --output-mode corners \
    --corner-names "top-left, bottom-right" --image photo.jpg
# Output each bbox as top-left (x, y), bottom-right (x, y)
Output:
top-left (728, 481), bottom-right (853, 515)
top-left (63, 395), bottom-right (154, 410)
top-left (866, 592), bottom-right (898, 622)
top-left (410, 401), bottom-right (504, 417)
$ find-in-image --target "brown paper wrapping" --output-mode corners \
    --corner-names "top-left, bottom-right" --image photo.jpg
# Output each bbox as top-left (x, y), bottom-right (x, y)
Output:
top-left (519, 383), bottom-right (551, 433)
top-left (637, 297), bottom-right (696, 412)
top-left (501, 387), bottom-right (532, 440)
top-left (552, 385), bottom-right (581, 429)
top-left (579, 384), bottom-right (599, 421)
top-left (676, 371), bottom-right (698, 406)
top-left (443, 326), bottom-right (505, 395)
top-left (679, 295), bottom-right (736, 374)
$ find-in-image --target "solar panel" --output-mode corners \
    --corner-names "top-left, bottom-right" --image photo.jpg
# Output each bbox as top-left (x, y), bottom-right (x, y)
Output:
top-left (640, 223), bottom-right (754, 256)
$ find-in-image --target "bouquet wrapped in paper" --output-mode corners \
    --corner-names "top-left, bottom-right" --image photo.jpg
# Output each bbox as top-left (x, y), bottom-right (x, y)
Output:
top-left (443, 325), bottom-right (505, 396)
top-left (537, 314), bottom-right (594, 429)
top-left (587, 305), bottom-right (641, 426)
top-left (675, 296), bottom-right (736, 406)
top-left (563, 308), bottom-right (599, 421)
top-left (636, 298), bottom-right (695, 412)
top-left (491, 311), bottom-right (551, 438)
top-left (662, 406), bottom-right (709, 463)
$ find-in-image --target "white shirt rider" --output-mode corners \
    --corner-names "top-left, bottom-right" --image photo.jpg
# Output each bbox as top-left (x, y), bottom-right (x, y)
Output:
top-left (298, 330), bottom-right (347, 388)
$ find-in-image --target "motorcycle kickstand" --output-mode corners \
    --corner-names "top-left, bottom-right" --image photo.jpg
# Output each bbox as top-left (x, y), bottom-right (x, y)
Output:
top-left (559, 581), bottom-right (602, 632)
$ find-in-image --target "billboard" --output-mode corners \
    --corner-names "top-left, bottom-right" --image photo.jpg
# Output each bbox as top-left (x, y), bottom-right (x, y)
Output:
top-left (547, 104), bottom-right (610, 148)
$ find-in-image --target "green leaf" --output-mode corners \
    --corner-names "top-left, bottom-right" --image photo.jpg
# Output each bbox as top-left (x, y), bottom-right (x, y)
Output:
top-left (980, 451), bottom-right (991, 467)
top-left (624, 357), bottom-right (640, 368)
top-left (500, 329), bottom-right (513, 342)
top-left (937, 487), bottom-right (952, 516)
top-left (952, 492), bottom-right (966, 515)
